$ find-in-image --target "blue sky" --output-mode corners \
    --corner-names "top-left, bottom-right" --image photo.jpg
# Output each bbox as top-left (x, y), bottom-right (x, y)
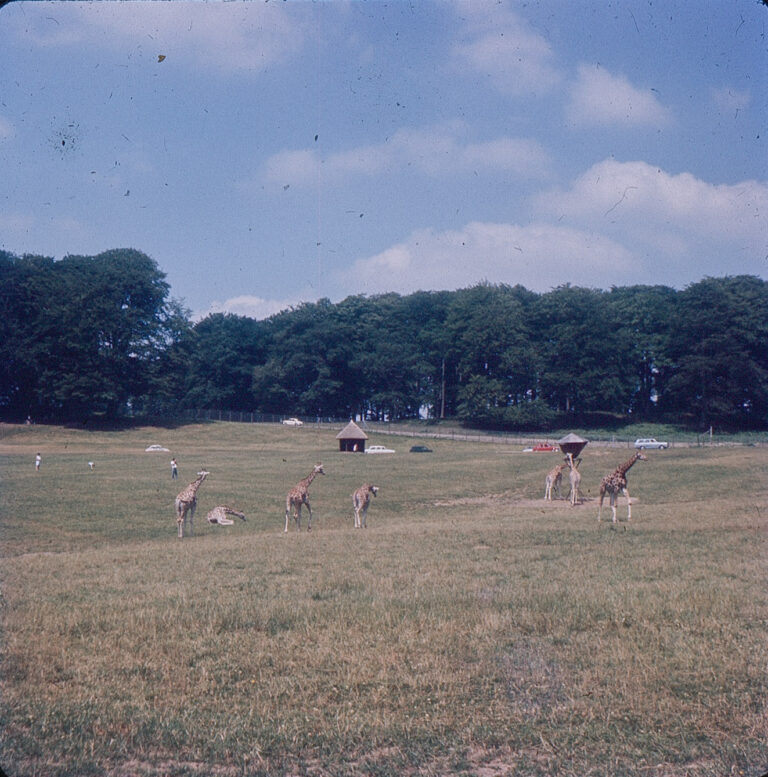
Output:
top-left (1, 0), bottom-right (766, 319)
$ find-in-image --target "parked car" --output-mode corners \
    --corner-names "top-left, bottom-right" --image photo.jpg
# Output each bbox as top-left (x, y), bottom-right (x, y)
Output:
top-left (410, 445), bottom-right (433, 453)
top-left (366, 445), bottom-right (395, 454)
top-left (634, 437), bottom-right (668, 449)
top-left (282, 417), bottom-right (304, 427)
top-left (532, 443), bottom-right (556, 452)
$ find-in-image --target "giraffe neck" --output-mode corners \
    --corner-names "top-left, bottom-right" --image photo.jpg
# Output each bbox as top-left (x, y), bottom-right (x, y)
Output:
top-left (302, 470), bottom-right (318, 489)
top-left (189, 473), bottom-right (207, 493)
top-left (617, 453), bottom-right (641, 476)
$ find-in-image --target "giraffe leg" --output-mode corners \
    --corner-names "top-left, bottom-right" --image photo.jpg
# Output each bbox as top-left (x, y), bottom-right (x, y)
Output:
top-left (189, 503), bottom-right (196, 536)
top-left (624, 488), bottom-right (632, 521)
top-left (305, 499), bottom-right (312, 532)
top-left (611, 493), bottom-right (617, 523)
top-left (598, 491), bottom-right (604, 521)
top-left (285, 503), bottom-right (291, 533)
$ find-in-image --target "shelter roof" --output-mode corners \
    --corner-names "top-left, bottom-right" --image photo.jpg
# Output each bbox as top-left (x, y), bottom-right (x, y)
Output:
top-left (336, 420), bottom-right (368, 440)
top-left (557, 432), bottom-right (588, 445)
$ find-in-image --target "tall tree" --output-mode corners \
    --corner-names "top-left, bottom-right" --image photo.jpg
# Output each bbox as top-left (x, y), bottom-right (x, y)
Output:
top-left (663, 276), bottom-right (768, 428)
top-left (447, 283), bottom-right (539, 425)
top-left (607, 285), bottom-right (676, 419)
top-left (532, 285), bottom-right (630, 419)
top-left (177, 313), bottom-right (266, 411)
top-left (0, 249), bottom-right (181, 421)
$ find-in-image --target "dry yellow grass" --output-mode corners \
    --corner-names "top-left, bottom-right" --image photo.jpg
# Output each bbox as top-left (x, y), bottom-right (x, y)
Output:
top-left (0, 422), bottom-right (766, 776)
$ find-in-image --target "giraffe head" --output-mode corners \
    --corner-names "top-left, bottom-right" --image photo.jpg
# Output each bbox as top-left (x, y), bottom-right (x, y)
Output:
top-left (197, 470), bottom-right (210, 480)
top-left (369, 484), bottom-right (378, 496)
top-left (635, 452), bottom-right (647, 462)
top-left (314, 463), bottom-right (325, 476)
top-left (564, 454), bottom-right (579, 469)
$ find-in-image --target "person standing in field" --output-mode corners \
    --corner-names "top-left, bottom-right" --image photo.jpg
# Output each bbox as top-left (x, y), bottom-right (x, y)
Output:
top-left (171, 458), bottom-right (178, 480)
top-left (35, 452), bottom-right (41, 471)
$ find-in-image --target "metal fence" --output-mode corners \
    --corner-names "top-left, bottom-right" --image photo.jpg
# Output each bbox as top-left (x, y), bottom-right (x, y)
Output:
top-left (174, 409), bottom-right (766, 448)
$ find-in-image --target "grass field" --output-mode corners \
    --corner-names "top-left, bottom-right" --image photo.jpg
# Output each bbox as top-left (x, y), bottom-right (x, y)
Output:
top-left (1, 421), bottom-right (766, 777)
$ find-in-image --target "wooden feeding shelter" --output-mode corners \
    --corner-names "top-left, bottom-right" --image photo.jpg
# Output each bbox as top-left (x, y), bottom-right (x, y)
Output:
top-left (557, 432), bottom-right (588, 460)
top-left (336, 420), bottom-right (368, 453)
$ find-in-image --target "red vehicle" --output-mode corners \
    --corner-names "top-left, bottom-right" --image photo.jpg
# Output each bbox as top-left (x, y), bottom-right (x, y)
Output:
top-left (532, 443), bottom-right (556, 452)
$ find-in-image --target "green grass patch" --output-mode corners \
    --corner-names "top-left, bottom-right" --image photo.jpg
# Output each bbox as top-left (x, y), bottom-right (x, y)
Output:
top-left (1, 421), bottom-right (767, 776)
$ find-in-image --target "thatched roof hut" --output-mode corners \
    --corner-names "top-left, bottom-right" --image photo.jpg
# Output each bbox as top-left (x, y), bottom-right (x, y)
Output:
top-left (336, 420), bottom-right (368, 452)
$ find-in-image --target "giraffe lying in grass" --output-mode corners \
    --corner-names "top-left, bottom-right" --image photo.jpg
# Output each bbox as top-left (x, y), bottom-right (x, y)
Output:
top-left (352, 483), bottom-right (378, 528)
top-left (207, 505), bottom-right (247, 526)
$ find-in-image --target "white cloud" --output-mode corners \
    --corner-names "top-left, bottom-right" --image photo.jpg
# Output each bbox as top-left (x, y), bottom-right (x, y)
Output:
top-left (13, 1), bottom-right (307, 73)
top-left (536, 159), bottom-right (768, 244)
top-left (263, 124), bottom-right (552, 186)
top-left (567, 64), bottom-right (672, 127)
top-left (451, 2), bottom-right (561, 95)
top-left (341, 221), bottom-right (633, 296)
top-left (341, 159), bottom-right (768, 299)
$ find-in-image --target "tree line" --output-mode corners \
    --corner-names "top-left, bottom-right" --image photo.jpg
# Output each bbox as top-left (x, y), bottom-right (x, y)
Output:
top-left (2, 248), bottom-right (767, 430)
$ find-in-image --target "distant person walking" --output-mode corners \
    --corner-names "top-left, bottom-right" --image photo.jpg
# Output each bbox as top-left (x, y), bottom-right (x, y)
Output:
top-left (171, 458), bottom-right (178, 480)
top-left (35, 452), bottom-right (41, 471)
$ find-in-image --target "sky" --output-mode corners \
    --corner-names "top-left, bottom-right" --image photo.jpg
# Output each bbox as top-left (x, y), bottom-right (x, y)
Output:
top-left (1, 0), bottom-right (766, 320)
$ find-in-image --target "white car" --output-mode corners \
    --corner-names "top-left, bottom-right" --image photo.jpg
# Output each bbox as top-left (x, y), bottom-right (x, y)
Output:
top-left (634, 438), bottom-right (669, 450)
top-left (282, 417), bottom-right (304, 427)
top-left (366, 445), bottom-right (395, 454)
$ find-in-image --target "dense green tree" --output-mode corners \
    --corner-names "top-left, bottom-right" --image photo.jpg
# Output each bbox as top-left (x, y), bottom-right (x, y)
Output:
top-left (403, 290), bottom-right (455, 418)
top-left (3, 242), bottom-right (765, 430)
top-left (607, 285), bottom-right (676, 419)
top-left (176, 313), bottom-right (266, 411)
top-left (663, 276), bottom-right (768, 428)
top-left (0, 252), bottom-right (54, 418)
top-left (252, 299), bottom-right (361, 418)
top-left (0, 249), bottom-right (181, 421)
top-left (448, 283), bottom-right (539, 425)
top-left (532, 285), bottom-right (629, 418)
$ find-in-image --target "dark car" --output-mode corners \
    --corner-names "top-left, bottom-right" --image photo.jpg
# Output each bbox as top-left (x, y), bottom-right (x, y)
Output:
top-left (410, 445), bottom-right (433, 453)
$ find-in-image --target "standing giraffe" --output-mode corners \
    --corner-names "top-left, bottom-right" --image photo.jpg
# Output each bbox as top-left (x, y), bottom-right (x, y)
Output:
top-left (598, 451), bottom-right (646, 522)
top-left (565, 453), bottom-right (581, 507)
top-left (284, 463), bottom-right (325, 532)
top-left (352, 483), bottom-right (378, 528)
top-left (207, 505), bottom-right (247, 526)
top-left (544, 462), bottom-right (567, 500)
top-left (175, 470), bottom-right (209, 539)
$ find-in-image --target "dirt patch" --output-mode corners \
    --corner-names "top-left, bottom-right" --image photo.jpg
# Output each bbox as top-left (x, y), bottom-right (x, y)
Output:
top-left (433, 493), bottom-right (509, 507)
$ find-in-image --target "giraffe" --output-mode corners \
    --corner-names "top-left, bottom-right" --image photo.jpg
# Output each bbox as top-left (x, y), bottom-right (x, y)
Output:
top-left (175, 470), bottom-right (209, 539)
top-left (565, 453), bottom-right (581, 507)
top-left (544, 462), bottom-right (567, 500)
top-left (352, 483), bottom-right (378, 528)
top-left (598, 451), bottom-right (647, 522)
top-left (207, 505), bottom-right (247, 526)
top-left (284, 463), bottom-right (324, 532)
